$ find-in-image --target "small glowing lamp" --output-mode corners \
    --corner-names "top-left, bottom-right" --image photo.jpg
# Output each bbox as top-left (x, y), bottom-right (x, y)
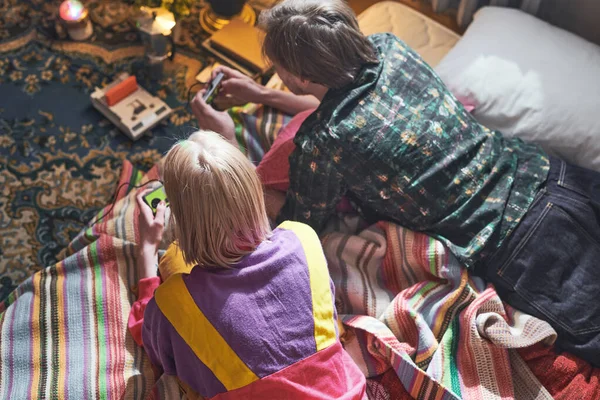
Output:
top-left (58, 0), bottom-right (93, 41)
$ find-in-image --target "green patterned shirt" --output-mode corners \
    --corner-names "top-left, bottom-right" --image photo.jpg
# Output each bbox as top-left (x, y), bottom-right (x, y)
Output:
top-left (278, 33), bottom-right (550, 269)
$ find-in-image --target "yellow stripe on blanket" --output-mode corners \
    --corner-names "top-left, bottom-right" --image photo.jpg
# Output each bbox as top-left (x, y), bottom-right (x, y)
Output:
top-left (155, 274), bottom-right (258, 391)
top-left (278, 221), bottom-right (337, 351)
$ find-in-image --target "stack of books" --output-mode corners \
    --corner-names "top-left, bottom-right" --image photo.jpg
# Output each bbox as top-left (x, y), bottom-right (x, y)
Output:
top-left (202, 19), bottom-right (271, 78)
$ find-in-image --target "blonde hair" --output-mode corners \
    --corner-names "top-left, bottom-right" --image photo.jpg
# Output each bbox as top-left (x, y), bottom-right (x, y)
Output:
top-left (162, 131), bottom-right (271, 268)
top-left (260, 0), bottom-right (378, 89)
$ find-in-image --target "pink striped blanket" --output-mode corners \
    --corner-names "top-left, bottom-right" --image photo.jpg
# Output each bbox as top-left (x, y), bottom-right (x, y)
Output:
top-left (0, 163), bottom-right (560, 399)
top-left (0, 162), bottom-right (183, 399)
top-left (322, 216), bottom-right (558, 399)
top-left (0, 103), bottom-right (289, 400)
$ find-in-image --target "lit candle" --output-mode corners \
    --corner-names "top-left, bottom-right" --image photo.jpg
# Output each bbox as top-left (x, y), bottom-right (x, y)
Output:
top-left (58, 0), bottom-right (93, 41)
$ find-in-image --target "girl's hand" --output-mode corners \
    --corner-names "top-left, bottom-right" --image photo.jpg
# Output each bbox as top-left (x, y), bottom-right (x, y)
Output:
top-left (136, 188), bottom-right (167, 255)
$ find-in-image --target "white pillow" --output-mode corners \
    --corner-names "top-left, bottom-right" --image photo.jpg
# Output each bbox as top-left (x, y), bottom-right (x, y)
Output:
top-left (436, 7), bottom-right (600, 171)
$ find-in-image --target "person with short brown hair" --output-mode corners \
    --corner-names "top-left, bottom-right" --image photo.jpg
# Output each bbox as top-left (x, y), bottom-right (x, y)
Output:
top-left (260, 0), bottom-right (378, 90)
top-left (191, 0), bottom-right (600, 367)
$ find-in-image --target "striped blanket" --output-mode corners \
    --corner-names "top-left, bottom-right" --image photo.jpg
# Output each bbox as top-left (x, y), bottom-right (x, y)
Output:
top-left (0, 126), bottom-right (576, 399)
top-left (230, 104), bottom-right (293, 165)
top-left (0, 102), bottom-right (289, 400)
top-left (0, 161), bottom-right (183, 400)
top-left (322, 216), bottom-right (558, 400)
top-left (229, 75), bottom-right (293, 165)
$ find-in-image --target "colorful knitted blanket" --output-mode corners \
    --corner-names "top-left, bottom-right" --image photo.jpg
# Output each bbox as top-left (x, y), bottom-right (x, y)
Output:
top-left (321, 216), bottom-right (557, 400)
top-left (0, 161), bottom-right (598, 399)
top-left (0, 101), bottom-right (289, 400)
top-left (230, 104), bottom-right (293, 165)
top-left (0, 161), bottom-right (184, 400)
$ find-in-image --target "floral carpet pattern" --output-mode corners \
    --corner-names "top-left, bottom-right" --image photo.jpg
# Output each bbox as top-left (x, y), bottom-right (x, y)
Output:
top-left (0, 0), bottom-right (275, 301)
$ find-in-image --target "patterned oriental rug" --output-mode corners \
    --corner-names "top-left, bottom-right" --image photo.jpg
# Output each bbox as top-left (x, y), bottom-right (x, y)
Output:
top-left (0, 0), bottom-right (277, 301)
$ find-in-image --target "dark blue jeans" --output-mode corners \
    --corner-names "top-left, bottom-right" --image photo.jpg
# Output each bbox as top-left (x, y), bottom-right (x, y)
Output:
top-left (479, 157), bottom-right (600, 366)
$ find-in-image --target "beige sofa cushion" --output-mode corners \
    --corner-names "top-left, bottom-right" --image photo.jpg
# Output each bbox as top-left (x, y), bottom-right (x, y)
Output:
top-left (358, 1), bottom-right (460, 67)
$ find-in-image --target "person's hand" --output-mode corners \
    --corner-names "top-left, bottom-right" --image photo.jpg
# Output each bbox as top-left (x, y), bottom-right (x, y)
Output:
top-left (136, 188), bottom-right (167, 279)
top-left (191, 89), bottom-right (236, 145)
top-left (212, 65), bottom-right (267, 106)
top-left (136, 188), bottom-right (167, 254)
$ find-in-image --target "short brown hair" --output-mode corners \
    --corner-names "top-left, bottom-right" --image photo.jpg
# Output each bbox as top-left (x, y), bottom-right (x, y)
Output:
top-left (163, 131), bottom-right (271, 268)
top-left (260, 0), bottom-right (378, 89)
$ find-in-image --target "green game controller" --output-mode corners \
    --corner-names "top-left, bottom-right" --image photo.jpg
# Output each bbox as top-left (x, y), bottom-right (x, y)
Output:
top-left (143, 186), bottom-right (169, 216)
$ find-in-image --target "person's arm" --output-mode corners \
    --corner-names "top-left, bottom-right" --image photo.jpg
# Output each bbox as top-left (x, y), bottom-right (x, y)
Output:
top-left (277, 144), bottom-right (345, 232)
top-left (128, 189), bottom-right (167, 347)
top-left (258, 87), bottom-right (319, 115)
top-left (213, 66), bottom-right (320, 115)
top-left (128, 276), bottom-right (160, 347)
